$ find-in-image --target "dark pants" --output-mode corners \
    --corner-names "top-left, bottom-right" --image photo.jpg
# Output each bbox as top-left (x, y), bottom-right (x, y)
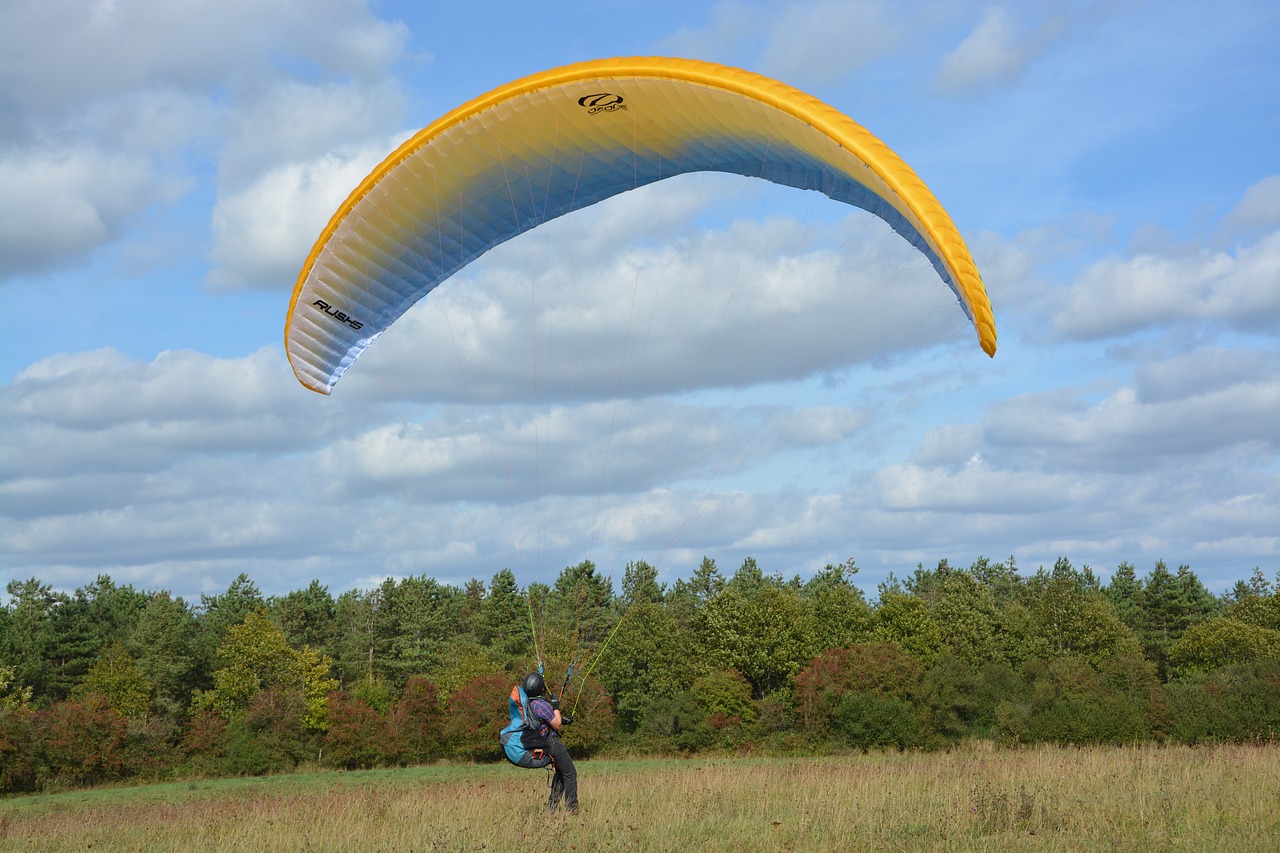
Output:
top-left (546, 732), bottom-right (577, 812)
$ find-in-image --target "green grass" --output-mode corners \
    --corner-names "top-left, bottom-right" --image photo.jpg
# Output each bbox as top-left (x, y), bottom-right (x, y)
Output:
top-left (2, 743), bottom-right (1277, 851)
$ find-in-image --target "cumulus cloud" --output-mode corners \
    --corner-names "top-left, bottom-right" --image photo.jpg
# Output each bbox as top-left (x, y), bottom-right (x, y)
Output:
top-left (0, 144), bottom-right (187, 278)
top-left (206, 132), bottom-right (411, 290)
top-left (2, 346), bottom-right (359, 481)
top-left (218, 80), bottom-right (408, 187)
top-left (869, 343), bottom-right (1280, 579)
top-left (0, 331), bottom-right (879, 596)
top-left (0, 0), bottom-right (410, 283)
top-left (1052, 229), bottom-right (1280, 339)
top-left (984, 377), bottom-right (1279, 469)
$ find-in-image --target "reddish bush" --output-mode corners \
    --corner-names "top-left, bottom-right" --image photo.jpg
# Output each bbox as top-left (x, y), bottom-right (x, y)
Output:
top-left (38, 697), bottom-right (129, 787)
top-left (324, 691), bottom-right (388, 769)
top-left (442, 673), bottom-right (512, 760)
top-left (387, 676), bottom-right (443, 764)
top-left (557, 676), bottom-right (615, 756)
top-left (793, 644), bottom-right (925, 730)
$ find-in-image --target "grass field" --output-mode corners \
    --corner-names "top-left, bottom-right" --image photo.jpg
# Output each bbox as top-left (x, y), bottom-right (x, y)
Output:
top-left (1, 743), bottom-right (1276, 851)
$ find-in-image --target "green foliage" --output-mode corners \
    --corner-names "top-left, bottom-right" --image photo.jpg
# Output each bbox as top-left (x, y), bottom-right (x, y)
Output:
top-left (195, 574), bottom-right (265, 677)
top-left (872, 590), bottom-right (943, 664)
top-left (831, 691), bottom-right (920, 750)
top-left (1225, 587), bottom-right (1280, 632)
top-left (0, 705), bottom-right (37, 792)
top-left (271, 580), bottom-right (337, 652)
top-left (0, 559), bottom-right (1270, 794)
top-left (792, 644), bottom-right (925, 735)
top-left (689, 669), bottom-right (758, 746)
top-left (806, 560), bottom-right (873, 651)
top-left (1026, 568), bottom-right (1142, 669)
top-left (193, 610), bottom-right (337, 731)
top-left (128, 591), bottom-right (198, 715)
top-left (474, 569), bottom-right (531, 660)
top-left (597, 602), bottom-right (700, 731)
top-left (1168, 617), bottom-right (1280, 674)
top-left (925, 572), bottom-right (1005, 667)
top-left (72, 640), bottom-right (151, 719)
top-left (3, 578), bottom-right (62, 700)
top-left (426, 639), bottom-right (507, 700)
top-left (696, 583), bottom-right (818, 696)
top-left (639, 690), bottom-right (715, 753)
top-left (1165, 660), bottom-right (1280, 743)
top-left (994, 658), bottom-right (1155, 746)
top-left (915, 654), bottom-right (982, 744)
top-left (622, 560), bottom-right (664, 606)
top-left (1, 663), bottom-right (33, 710)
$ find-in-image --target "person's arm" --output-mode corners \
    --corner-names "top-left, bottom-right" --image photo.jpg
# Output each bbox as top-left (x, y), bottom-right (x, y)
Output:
top-left (549, 709), bottom-right (564, 731)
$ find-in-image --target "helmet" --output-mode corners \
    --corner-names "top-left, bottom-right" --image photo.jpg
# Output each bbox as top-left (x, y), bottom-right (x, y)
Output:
top-left (522, 672), bottom-right (545, 697)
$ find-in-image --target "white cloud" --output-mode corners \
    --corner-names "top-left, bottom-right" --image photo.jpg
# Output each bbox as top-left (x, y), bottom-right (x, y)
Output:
top-left (878, 459), bottom-right (1100, 513)
top-left (0, 332), bottom-right (882, 596)
top-left (1052, 229), bottom-right (1280, 339)
top-left (218, 80), bottom-right (407, 187)
top-left (206, 132), bottom-right (411, 290)
top-left (0, 144), bottom-right (186, 278)
top-left (985, 378), bottom-right (1280, 469)
top-left (865, 339), bottom-right (1280, 578)
top-left (0, 0), bottom-right (410, 283)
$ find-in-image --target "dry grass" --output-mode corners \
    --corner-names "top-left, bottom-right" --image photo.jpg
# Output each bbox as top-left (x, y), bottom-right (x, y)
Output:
top-left (1, 742), bottom-right (1277, 851)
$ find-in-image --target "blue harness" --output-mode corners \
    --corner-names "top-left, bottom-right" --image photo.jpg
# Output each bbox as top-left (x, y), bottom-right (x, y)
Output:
top-left (499, 684), bottom-right (553, 768)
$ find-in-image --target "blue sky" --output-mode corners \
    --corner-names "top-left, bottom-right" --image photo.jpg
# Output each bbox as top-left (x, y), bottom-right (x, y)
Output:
top-left (2, 0), bottom-right (1277, 603)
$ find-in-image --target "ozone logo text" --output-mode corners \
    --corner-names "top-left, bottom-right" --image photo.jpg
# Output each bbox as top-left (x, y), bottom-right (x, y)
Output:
top-left (577, 92), bottom-right (626, 115)
top-left (312, 299), bottom-right (364, 331)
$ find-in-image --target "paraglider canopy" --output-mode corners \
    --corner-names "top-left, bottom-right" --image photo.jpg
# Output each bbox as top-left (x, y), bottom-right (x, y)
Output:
top-left (285, 56), bottom-right (996, 395)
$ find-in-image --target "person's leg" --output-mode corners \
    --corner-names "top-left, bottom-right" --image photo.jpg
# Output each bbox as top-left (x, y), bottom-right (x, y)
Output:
top-left (546, 734), bottom-right (577, 812)
top-left (549, 763), bottom-right (565, 811)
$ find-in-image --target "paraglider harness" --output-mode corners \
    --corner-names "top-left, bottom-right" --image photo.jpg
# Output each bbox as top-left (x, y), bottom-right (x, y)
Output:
top-left (499, 683), bottom-right (555, 769)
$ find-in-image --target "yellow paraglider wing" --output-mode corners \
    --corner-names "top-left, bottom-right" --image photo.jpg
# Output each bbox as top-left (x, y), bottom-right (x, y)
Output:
top-left (285, 56), bottom-right (997, 394)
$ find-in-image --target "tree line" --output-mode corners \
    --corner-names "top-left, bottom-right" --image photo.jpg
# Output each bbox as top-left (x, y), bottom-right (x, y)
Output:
top-left (1, 556), bottom-right (1278, 794)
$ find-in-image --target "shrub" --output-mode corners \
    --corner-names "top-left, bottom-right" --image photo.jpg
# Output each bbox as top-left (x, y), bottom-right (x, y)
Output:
top-left (996, 658), bottom-right (1152, 746)
top-left (324, 691), bottom-right (388, 769)
top-left (639, 690), bottom-right (714, 753)
top-left (832, 691), bottom-right (920, 750)
top-left (180, 709), bottom-right (229, 776)
top-left (0, 707), bottom-right (38, 793)
top-left (387, 676), bottom-right (443, 764)
top-left (38, 697), bottom-right (129, 788)
top-left (1166, 660), bottom-right (1280, 743)
top-left (557, 676), bottom-right (615, 757)
top-left (916, 654), bottom-right (981, 745)
top-left (442, 672), bottom-right (511, 760)
top-left (793, 644), bottom-right (925, 733)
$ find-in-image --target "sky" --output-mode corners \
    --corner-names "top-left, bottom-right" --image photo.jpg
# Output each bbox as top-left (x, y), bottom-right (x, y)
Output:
top-left (1, 0), bottom-right (1277, 604)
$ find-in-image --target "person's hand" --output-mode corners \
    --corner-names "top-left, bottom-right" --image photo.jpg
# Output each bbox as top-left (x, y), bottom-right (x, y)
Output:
top-left (550, 698), bottom-right (561, 711)
top-left (562, 714), bottom-right (574, 725)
